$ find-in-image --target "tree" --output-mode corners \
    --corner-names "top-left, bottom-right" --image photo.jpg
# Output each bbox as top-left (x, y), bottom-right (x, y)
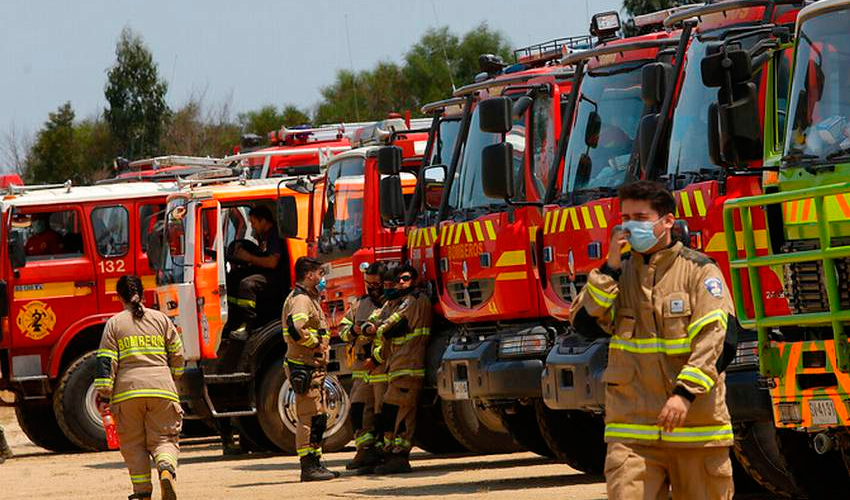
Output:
top-left (26, 103), bottom-right (80, 183)
top-left (104, 27), bottom-right (170, 159)
top-left (238, 104), bottom-right (311, 137)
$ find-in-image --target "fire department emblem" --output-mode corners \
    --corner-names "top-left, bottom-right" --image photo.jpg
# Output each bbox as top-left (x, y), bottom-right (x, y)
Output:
top-left (16, 300), bottom-right (57, 340)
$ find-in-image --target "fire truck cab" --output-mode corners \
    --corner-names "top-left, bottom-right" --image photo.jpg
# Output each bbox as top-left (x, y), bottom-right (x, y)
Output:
top-left (0, 181), bottom-right (177, 452)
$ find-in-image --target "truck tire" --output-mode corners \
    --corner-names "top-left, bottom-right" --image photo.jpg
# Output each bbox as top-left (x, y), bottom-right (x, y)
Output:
top-left (498, 403), bottom-right (554, 458)
top-left (535, 401), bottom-right (605, 473)
top-left (235, 416), bottom-right (276, 452)
top-left (777, 427), bottom-right (850, 498)
top-left (15, 400), bottom-right (79, 452)
top-left (732, 422), bottom-right (800, 499)
top-left (53, 351), bottom-right (108, 451)
top-left (413, 398), bottom-right (467, 454)
top-left (256, 360), bottom-right (352, 454)
top-left (442, 399), bottom-right (521, 455)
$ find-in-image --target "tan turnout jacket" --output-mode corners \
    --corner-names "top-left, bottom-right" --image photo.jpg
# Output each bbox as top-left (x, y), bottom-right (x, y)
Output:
top-left (570, 242), bottom-right (734, 447)
top-left (340, 295), bottom-right (384, 382)
top-left (374, 290), bottom-right (431, 381)
top-left (283, 285), bottom-right (330, 367)
top-left (95, 307), bottom-right (184, 404)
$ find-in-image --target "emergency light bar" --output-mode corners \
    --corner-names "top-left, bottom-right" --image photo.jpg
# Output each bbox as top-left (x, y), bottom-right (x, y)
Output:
top-left (634, 4), bottom-right (704, 28)
top-left (513, 36), bottom-right (593, 65)
top-left (591, 11), bottom-right (621, 41)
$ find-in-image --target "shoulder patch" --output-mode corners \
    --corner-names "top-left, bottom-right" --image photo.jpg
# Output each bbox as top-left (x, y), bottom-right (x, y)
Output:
top-left (680, 247), bottom-right (714, 267)
top-left (704, 277), bottom-right (724, 298)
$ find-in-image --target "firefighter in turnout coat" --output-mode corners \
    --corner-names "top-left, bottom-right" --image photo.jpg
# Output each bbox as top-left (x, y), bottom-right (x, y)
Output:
top-left (95, 275), bottom-right (184, 500)
top-left (282, 257), bottom-right (340, 482)
top-left (369, 264), bottom-right (431, 474)
top-left (340, 261), bottom-right (389, 471)
top-left (570, 182), bottom-right (735, 500)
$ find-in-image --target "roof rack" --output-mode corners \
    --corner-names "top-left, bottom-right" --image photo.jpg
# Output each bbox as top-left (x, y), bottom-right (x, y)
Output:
top-left (513, 36), bottom-right (594, 65)
top-left (664, 0), bottom-right (769, 27)
top-left (349, 118), bottom-right (432, 148)
top-left (127, 155), bottom-right (227, 170)
top-left (634, 4), bottom-right (704, 27)
top-left (8, 180), bottom-right (72, 195)
top-left (421, 97), bottom-right (467, 115)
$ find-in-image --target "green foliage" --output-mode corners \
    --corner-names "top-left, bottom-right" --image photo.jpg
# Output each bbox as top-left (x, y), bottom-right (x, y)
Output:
top-left (104, 27), bottom-right (170, 159)
top-left (161, 97), bottom-right (241, 157)
top-left (239, 104), bottom-right (311, 137)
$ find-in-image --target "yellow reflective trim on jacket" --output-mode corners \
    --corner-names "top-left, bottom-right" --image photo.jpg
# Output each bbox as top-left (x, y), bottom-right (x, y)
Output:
top-left (111, 388), bottom-right (179, 404)
top-left (368, 373), bottom-right (388, 383)
top-left (97, 348), bottom-right (118, 360)
top-left (290, 312), bottom-right (309, 322)
top-left (609, 336), bottom-right (691, 355)
top-left (389, 368), bottom-right (426, 380)
top-left (93, 377), bottom-right (113, 388)
top-left (285, 357), bottom-right (306, 365)
top-left (391, 327), bottom-right (431, 345)
top-left (604, 423), bottom-right (661, 440)
top-left (340, 317), bottom-right (354, 325)
top-left (586, 282), bottom-right (616, 308)
top-left (687, 309), bottom-right (728, 339)
top-left (170, 366), bottom-right (185, 376)
top-left (118, 347), bottom-right (167, 360)
top-left (660, 424), bottom-right (734, 443)
top-left (352, 370), bottom-right (368, 380)
top-left (677, 366), bottom-right (715, 391)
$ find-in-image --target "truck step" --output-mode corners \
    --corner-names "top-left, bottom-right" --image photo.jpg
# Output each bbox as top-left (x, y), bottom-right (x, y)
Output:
top-left (203, 372), bottom-right (252, 384)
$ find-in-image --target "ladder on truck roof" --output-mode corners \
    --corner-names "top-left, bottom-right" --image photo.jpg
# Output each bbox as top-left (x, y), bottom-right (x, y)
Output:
top-left (127, 155), bottom-right (227, 170)
top-left (514, 36), bottom-right (594, 65)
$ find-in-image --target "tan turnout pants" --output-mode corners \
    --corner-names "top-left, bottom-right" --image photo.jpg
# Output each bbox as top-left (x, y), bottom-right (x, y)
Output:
top-left (113, 397), bottom-right (183, 495)
top-left (285, 364), bottom-right (327, 457)
top-left (382, 375), bottom-right (421, 452)
top-left (605, 442), bottom-right (734, 500)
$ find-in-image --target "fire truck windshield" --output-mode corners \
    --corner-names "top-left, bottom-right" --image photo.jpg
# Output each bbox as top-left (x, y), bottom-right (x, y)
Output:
top-left (562, 62), bottom-right (645, 194)
top-left (432, 118), bottom-right (461, 166)
top-left (160, 197), bottom-right (189, 285)
top-left (318, 157), bottom-right (365, 260)
top-left (785, 7), bottom-right (850, 165)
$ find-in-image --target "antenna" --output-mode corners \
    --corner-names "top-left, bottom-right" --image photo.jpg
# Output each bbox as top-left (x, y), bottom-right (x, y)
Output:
top-left (344, 14), bottom-right (361, 121)
top-left (430, 0), bottom-right (456, 92)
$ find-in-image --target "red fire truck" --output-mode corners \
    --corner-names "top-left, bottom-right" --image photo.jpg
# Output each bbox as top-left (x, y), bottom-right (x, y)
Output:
top-left (0, 181), bottom-right (178, 451)
top-left (0, 166), bottom-right (23, 189)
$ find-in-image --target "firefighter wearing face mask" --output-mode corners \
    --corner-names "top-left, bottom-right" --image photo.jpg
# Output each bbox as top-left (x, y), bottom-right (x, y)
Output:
top-left (570, 181), bottom-right (735, 500)
top-left (367, 264), bottom-right (431, 474)
top-left (282, 257), bottom-right (339, 482)
top-left (340, 261), bottom-right (388, 472)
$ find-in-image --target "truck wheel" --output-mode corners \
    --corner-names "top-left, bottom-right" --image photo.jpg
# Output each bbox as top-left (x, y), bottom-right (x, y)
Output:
top-left (15, 400), bottom-right (79, 452)
top-left (498, 403), bottom-right (554, 458)
top-left (256, 361), bottom-right (352, 454)
top-left (535, 401), bottom-right (605, 473)
top-left (777, 427), bottom-right (850, 498)
top-left (442, 399), bottom-right (521, 454)
top-left (235, 416), bottom-right (276, 452)
top-left (413, 398), bottom-right (467, 454)
top-left (732, 422), bottom-right (800, 498)
top-left (53, 352), bottom-right (108, 451)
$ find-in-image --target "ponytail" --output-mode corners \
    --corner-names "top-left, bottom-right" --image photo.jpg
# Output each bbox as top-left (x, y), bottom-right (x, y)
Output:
top-left (116, 275), bottom-right (145, 319)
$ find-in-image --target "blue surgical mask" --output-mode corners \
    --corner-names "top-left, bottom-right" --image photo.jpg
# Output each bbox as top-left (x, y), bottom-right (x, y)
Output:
top-left (622, 219), bottom-right (661, 253)
top-left (316, 276), bottom-right (327, 292)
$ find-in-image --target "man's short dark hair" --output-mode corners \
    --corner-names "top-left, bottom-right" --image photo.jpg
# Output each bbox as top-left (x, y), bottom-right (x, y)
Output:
top-left (365, 261), bottom-right (387, 276)
top-left (394, 263), bottom-right (419, 281)
top-left (295, 257), bottom-right (323, 281)
top-left (249, 205), bottom-right (275, 224)
top-left (618, 181), bottom-right (676, 216)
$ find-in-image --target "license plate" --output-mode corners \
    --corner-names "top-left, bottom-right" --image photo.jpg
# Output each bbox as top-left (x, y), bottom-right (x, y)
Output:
top-left (453, 380), bottom-right (469, 400)
top-left (809, 399), bottom-right (838, 426)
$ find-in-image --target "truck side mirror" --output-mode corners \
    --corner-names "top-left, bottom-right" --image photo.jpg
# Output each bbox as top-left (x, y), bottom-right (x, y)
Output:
top-left (713, 83), bottom-right (761, 165)
top-left (702, 48), bottom-right (752, 88)
top-left (147, 220), bottom-right (165, 272)
top-left (377, 146), bottom-right (402, 175)
top-left (638, 113), bottom-right (660, 173)
top-left (481, 142), bottom-right (515, 200)
top-left (422, 165), bottom-right (446, 211)
top-left (585, 111), bottom-right (602, 148)
top-left (8, 230), bottom-right (25, 269)
top-left (479, 96), bottom-right (513, 134)
top-left (379, 176), bottom-right (405, 223)
top-left (641, 62), bottom-right (673, 108)
top-left (277, 196), bottom-right (299, 238)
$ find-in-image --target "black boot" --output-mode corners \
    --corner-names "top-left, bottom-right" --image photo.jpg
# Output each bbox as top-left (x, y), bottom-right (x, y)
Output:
top-left (346, 444), bottom-right (381, 471)
top-left (300, 454), bottom-right (339, 482)
top-left (0, 426), bottom-right (12, 463)
top-left (374, 451), bottom-right (412, 475)
top-left (157, 463), bottom-right (177, 500)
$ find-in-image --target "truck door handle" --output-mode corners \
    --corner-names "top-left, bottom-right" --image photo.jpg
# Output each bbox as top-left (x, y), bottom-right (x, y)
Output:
top-left (75, 281), bottom-right (96, 288)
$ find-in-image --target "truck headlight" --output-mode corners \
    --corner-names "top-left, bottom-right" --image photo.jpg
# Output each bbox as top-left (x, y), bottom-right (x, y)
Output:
top-left (499, 334), bottom-right (548, 358)
top-left (728, 340), bottom-right (759, 369)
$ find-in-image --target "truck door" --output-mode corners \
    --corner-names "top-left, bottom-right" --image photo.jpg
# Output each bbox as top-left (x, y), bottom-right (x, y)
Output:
top-left (195, 199), bottom-right (226, 359)
top-left (89, 204), bottom-right (134, 312)
top-left (137, 200), bottom-right (167, 305)
top-left (8, 207), bottom-right (98, 357)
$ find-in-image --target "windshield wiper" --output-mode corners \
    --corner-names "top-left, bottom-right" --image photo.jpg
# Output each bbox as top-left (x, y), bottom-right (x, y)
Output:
top-left (826, 148), bottom-right (850, 163)
top-left (781, 147), bottom-right (819, 166)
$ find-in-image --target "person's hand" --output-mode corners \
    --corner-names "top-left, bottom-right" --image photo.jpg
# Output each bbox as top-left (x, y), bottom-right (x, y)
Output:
top-left (353, 324), bottom-right (362, 336)
top-left (657, 395), bottom-right (691, 432)
top-left (607, 226), bottom-right (630, 270)
top-left (95, 393), bottom-right (111, 414)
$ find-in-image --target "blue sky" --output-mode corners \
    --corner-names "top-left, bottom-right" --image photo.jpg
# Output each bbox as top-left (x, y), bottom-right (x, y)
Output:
top-left (0, 0), bottom-right (623, 135)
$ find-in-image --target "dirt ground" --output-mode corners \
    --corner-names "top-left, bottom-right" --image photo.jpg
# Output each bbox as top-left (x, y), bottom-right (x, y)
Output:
top-left (0, 406), bottom-right (774, 500)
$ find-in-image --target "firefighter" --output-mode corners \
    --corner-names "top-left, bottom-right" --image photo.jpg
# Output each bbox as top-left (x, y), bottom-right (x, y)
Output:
top-left (95, 275), bottom-right (185, 500)
top-left (0, 424), bottom-right (12, 463)
top-left (369, 264), bottom-right (431, 474)
top-left (340, 261), bottom-right (388, 472)
top-left (24, 212), bottom-right (62, 256)
top-left (282, 256), bottom-right (339, 482)
top-left (229, 205), bottom-right (284, 340)
top-left (570, 181), bottom-right (735, 500)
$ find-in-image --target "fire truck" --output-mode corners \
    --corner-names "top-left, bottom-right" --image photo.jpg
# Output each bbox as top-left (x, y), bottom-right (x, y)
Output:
top-left (111, 155), bottom-right (232, 182)
top-left (721, 0), bottom-right (850, 495)
top-left (0, 166), bottom-right (23, 189)
top-left (538, 1), bottom-right (808, 496)
top-left (0, 181), bottom-right (178, 451)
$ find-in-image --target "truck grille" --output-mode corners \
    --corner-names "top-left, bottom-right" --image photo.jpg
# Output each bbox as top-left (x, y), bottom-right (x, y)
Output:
top-left (783, 239), bottom-right (850, 314)
top-left (551, 273), bottom-right (588, 303)
top-left (447, 279), bottom-right (494, 309)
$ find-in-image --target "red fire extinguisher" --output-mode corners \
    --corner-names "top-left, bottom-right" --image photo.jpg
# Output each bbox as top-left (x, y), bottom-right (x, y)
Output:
top-left (101, 406), bottom-right (121, 450)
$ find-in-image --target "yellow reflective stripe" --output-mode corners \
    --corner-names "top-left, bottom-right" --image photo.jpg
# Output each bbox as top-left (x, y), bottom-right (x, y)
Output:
top-left (170, 366), bottom-right (185, 376)
top-left (118, 347), bottom-right (167, 360)
top-left (391, 327), bottom-right (431, 345)
top-left (661, 424), bottom-right (733, 443)
top-left (680, 191), bottom-right (693, 217)
top-left (352, 370), bottom-right (368, 380)
top-left (389, 368), bottom-right (425, 380)
top-left (154, 453), bottom-right (178, 467)
top-left (368, 373), bottom-right (388, 383)
top-left (393, 437), bottom-right (412, 449)
top-left (297, 446), bottom-right (322, 457)
top-left (355, 432), bottom-right (374, 446)
top-left (339, 327), bottom-right (352, 342)
top-left (97, 349), bottom-right (118, 360)
top-left (340, 317), bottom-right (354, 325)
top-left (166, 339), bottom-right (182, 353)
top-left (234, 298), bottom-right (256, 309)
top-left (586, 282), bottom-right (616, 308)
top-left (94, 378), bottom-right (113, 387)
top-left (111, 389), bottom-right (179, 404)
top-left (373, 346), bottom-right (384, 364)
top-left (299, 334), bottom-right (319, 348)
top-left (285, 357), bottom-right (306, 365)
top-left (687, 309), bottom-right (728, 340)
top-left (484, 220), bottom-right (497, 240)
top-left (610, 336), bottom-right (691, 355)
top-left (678, 366), bottom-right (715, 391)
top-left (291, 313), bottom-right (309, 322)
top-left (605, 423), bottom-right (660, 440)
top-left (693, 189), bottom-right (707, 217)
top-left (594, 205), bottom-right (608, 228)
top-left (130, 473), bottom-right (152, 483)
